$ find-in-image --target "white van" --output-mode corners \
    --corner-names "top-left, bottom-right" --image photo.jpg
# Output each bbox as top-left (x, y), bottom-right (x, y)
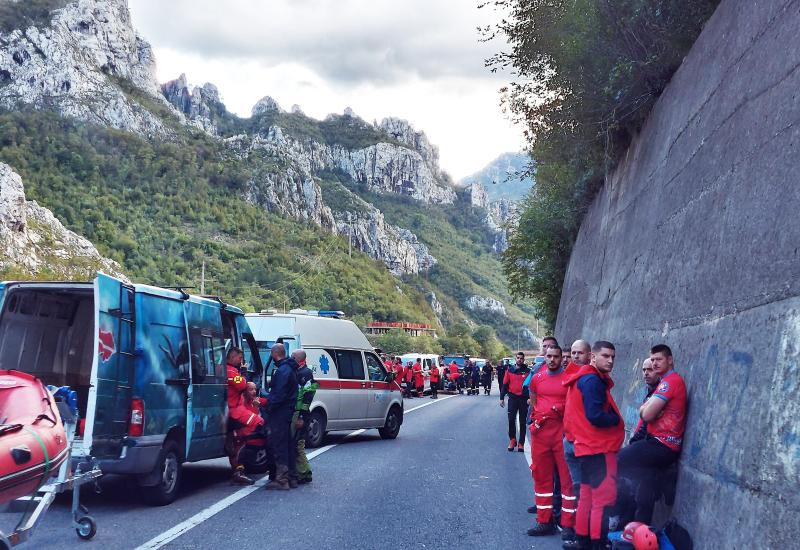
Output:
top-left (397, 353), bottom-right (443, 391)
top-left (246, 310), bottom-right (404, 448)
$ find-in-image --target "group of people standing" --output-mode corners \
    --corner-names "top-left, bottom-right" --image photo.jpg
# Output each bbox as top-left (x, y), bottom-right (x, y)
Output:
top-left (225, 344), bottom-right (319, 490)
top-left (501, 338), bottom-right (687, 550)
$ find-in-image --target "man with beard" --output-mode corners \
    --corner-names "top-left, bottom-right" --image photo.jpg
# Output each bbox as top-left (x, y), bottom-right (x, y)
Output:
top-left (527, 346), bottom-right (576, 539)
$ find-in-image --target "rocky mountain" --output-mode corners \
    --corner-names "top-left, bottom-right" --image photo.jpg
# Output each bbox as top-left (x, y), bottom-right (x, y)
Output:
top-left (460, 152), bottom-right (534, 202)
top-left (0, 0), bottom-right (540, 348)
top-left (0, 162), bottom-right (124, 279)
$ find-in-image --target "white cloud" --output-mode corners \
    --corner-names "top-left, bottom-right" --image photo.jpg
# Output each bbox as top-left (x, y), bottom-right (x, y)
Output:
top-left (128, 0), bottom-right (525, 179)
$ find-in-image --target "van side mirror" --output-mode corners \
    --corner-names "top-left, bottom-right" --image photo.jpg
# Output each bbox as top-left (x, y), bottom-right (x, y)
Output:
top-left (386, 372), bottom-right (396, 383)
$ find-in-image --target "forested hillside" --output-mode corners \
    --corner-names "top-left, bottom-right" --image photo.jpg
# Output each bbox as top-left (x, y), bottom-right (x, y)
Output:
top-left (0, 0), bottom-right (540, 352)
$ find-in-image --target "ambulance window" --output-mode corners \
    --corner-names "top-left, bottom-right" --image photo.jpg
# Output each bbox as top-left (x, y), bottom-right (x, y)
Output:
top-left (365, 352), bottom-right (387, 381)
top-left (424, 359), bottom-right (432, 368)
top-left (335, 350), bottom-right (365, 380)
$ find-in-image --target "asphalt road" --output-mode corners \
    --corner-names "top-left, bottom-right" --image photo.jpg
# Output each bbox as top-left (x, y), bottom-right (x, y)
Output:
top-left (1, 387), bottom-right (564, 550)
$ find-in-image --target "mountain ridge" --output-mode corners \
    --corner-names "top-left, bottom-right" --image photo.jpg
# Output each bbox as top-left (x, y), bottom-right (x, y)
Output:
top-left (0, 0), bottom-right (540, 349)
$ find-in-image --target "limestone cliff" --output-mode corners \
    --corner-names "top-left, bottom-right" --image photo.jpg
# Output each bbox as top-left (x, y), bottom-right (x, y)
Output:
top-left (0, 0), bottom-right (172, 136)
top-left (0, 163), bottom-right (124, 279)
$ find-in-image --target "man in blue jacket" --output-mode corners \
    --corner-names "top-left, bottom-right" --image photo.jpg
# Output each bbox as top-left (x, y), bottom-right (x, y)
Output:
top-left (264, 343), bottom-right (299, 491)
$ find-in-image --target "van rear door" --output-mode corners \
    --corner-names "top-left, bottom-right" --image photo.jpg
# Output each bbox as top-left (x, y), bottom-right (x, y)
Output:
top-left (86, 273), bottom-right (136, 459)
top-left (183, 300), bottom-right (227, 461)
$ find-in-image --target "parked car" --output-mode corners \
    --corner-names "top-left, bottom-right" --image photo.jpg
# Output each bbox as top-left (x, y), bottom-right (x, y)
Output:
top-left (0, 273), bottom-right (263, 505)
top-left (245, 310), bottom-right (404, 449)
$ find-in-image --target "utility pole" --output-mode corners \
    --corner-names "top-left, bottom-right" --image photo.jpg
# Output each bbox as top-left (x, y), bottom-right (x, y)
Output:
top-left (200, 260), bottom-right (205, 295)
top-left (348, 212), bottom-right (352, 258)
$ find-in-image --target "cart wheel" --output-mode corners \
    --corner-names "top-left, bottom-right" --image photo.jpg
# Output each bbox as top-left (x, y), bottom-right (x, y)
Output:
top-left (76, 515), bottom-right (97, 540)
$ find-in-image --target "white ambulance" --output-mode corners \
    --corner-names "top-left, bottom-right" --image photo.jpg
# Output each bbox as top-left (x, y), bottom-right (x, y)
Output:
top-left (245, 310), bottom-right (404, 447)
top-left (397, 353), bottom-right (443, 392)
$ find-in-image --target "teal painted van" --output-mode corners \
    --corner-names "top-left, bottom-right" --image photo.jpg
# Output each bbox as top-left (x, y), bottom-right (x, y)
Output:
top-left (0, 273), bottom-right (263, 505)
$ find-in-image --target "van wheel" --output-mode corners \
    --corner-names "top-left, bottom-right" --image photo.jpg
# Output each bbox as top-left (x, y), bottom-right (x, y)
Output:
top-left (305, 410), bottom-right (326, 448)
top-left (379, 406), bottom-right (402, 440)
top-left (141, 440), bottom-right (182, 506)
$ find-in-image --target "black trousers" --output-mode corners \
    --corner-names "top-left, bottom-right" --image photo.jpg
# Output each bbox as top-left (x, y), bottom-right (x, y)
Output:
top-left (507, 394), bottom-right (527, 444)
top-left (267, 413), bottom-right (293, 467)
top-left (617, 437), bottom-right (679, 523)
top-left (430, 383), bottom-right (438, 398)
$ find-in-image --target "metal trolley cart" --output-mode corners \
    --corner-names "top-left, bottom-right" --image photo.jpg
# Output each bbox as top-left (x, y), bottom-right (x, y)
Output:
top-left (1, 392), bottom-right (102, 549)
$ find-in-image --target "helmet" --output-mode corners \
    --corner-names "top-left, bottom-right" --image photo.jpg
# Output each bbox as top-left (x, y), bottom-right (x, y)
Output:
top-left (623, 521), bottom-right (646, 542)
top-left (632, 524), bottom-right (659, 549)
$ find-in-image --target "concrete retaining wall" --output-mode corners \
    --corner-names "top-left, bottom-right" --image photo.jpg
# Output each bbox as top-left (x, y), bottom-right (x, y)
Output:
top-left (554, 1), bottom-right (800, 547)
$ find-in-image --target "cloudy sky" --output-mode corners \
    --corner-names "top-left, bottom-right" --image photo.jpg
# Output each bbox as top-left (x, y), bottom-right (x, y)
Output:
top-left (127, 0), bottom-right (524, 180)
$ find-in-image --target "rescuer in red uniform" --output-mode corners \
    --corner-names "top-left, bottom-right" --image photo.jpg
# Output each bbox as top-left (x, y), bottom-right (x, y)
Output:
top-left (527, 345), bottom-right (576, 539)
top-left (227, 382), bottom-right (266, 485)
top-left (226, 346), bottom-right (247, 408)
top-left (392, 357), bottom-right (405, 390)
top-left (500, 352), bottom-right (530, 452)
top-left (403, 362), bottom-right (414, 398)
top-left (563, 340), bottom-right (592, 502)
top-left (429, 363), bottom-right (440, 399)
top-left (617, 344), bottom-right (686, 525)
top-left (448, 361), bottom-right (460, 392)
top-left (412, 359), bottom-right (424, 396)
top-left (225, 347), bottom-right (255, 484)
top-left (562, 341), bottom-right (625, 550)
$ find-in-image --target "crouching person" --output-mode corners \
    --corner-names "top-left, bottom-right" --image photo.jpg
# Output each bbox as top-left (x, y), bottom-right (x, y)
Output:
top-left (264, 344), bottom-right (298, 491)
top-left (225, 347), bottom-right (253, 485)
top-left (617, 345), bottom-right (685, 525)
top-left (291, 349), bottom-right (319, 485)
top-left (227, 382), bottom-right (266, 485)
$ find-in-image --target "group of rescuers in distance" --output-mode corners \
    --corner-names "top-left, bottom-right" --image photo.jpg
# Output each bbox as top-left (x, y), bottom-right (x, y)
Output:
top-left (221, 337), bottom-right (685, 550)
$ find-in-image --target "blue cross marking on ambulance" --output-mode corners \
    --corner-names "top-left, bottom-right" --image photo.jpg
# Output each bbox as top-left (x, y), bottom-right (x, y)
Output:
top-left (319, 355), bottom-right (330, 375)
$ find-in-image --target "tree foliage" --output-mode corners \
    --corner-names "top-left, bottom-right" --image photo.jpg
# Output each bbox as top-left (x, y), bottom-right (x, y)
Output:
top-left (484, 0), bottom-right (720, 324)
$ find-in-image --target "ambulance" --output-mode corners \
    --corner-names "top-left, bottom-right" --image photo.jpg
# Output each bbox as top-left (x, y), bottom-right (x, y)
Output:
top-left (245, 310), bottom-right (404, 448)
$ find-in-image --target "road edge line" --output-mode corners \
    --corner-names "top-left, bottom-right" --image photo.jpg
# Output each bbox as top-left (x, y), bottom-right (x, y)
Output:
top-left (134, 393), bottom-right (456, 550)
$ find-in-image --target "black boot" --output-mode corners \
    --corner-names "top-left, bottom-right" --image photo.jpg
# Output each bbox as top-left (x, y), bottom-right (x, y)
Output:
top-left (527, 522), bottom-right (556, 536)
top-left (562, 535), bottom-right (590, 549)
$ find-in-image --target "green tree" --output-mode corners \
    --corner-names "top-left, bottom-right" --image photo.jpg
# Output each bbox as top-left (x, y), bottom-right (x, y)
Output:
top-left (376, 330), bottom-right (414, 355)
top-left (484, 0), bottom-right (721, 324)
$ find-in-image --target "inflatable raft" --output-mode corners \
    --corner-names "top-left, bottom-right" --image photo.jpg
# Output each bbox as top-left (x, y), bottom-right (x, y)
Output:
top-left (0, 370), bottom-right (68, 505)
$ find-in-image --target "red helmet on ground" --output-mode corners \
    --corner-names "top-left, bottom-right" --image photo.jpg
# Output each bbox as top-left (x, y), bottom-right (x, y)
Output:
top-left (623, 521), bottom-right (646, 542)
top-left (633, 524), bottom-right (659, 549)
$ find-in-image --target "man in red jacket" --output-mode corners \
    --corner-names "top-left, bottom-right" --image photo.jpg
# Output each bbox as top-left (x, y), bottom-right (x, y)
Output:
top-left (500, 352), bottom-right (530, 452)
top-left (392, 357), bottom-right (405, 390)
top-left (226, 347), bottom-right (247, 408)
top-left (562, 341), bottom-right (624, 550)
top-left (225, 346), bottom-right (254, 484)
top-left (403, 362), bottom-right (414, 398)
top-left (428, 363), bottom-right (440, 399)
top-left (412, 359), bottom-right (424, 396)
top-left (527, 345), bottom-right (575, 539)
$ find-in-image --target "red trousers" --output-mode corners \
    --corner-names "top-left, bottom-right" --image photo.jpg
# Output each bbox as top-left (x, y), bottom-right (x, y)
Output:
top-left (575, 452), bottom-right (617, 541)
top-left (530, 422), bottom-right (575, 527)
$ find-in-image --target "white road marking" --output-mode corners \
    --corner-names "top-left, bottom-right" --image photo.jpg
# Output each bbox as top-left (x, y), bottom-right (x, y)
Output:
top-left (135, 393), bottom-right (457, 550)
top-left (525, 436), bottom-right (532, 467)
